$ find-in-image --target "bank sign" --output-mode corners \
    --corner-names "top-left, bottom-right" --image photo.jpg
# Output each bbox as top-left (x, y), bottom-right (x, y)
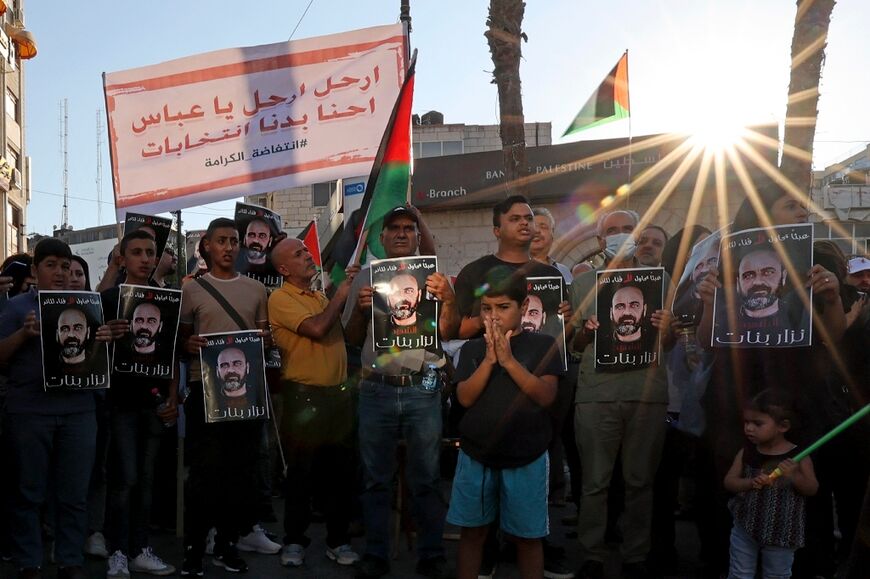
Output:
top-left (412, 135), bottom-right (681, 209)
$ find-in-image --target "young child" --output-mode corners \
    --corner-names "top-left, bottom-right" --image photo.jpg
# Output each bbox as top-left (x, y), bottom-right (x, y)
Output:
top-left (723, 389), bottom-right (818, 579)
top-left (447, 271), bottom-right (564, 579)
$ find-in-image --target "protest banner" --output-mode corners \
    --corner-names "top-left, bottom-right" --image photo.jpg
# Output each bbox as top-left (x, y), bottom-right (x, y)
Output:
top-left (113, 285), bottom-right (182, 379)
top-left (199, 330), bottom-right (269, 423)
top-left (104, 24), bottom-right (407, 218)
top-left (370, 256), bottom-right (438, 352)
top-left (184, 229), bottom-right (207, 275)
top-left (39, 291), bottom-right (110, 391)
top-left (525, 276), bottom-right (568, 370)
top-left (595, 267), bottom-right (665, 371)
top-left (712, 223), bottom-right (814, 348)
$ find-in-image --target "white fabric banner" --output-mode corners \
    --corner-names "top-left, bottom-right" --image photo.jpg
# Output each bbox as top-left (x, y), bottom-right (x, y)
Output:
top-left (104, 24), bottom-right (406, 219)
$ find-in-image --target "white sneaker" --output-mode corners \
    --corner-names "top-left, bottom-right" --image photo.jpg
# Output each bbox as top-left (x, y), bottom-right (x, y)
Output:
top-left (107, 550), bottom-right (130, 579)
top-left (129, 547), bottom-right (176, 576)
top-left (85, 531), bottom-right (110, 559)
top-left (237, 525), bottom-right (281, 554)
top-left (280, 543), bottom-right (305, 567)
top-left (325, 544), bottom-right (359, 566)
top-left (205, 527), bottom-right (216, 555)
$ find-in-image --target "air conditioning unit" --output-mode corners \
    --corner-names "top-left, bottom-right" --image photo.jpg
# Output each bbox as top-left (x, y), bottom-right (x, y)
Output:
top-left (11, 167), bottom-right (21, 189)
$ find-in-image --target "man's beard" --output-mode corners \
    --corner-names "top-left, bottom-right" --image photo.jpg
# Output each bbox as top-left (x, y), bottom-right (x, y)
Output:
top-left (61, 338), bottom-right (85, 359)
top-left (521, 321), bottom-right (539, 333)
top-left (390, 300), bottom-right (417, 321)
top-left (741, 285), bottom-right (779, 312)
top-left (134, 330), bottom-right (156, 349)
top-left (614, 315), bottom-right (641, 337)
top-left (221, 373), bottom-right (245, 393)
top-left (246, 244), bottom-right (267, 261)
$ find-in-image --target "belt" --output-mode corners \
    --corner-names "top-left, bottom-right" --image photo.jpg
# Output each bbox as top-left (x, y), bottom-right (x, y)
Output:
top-left (361, 370), bottom-right (422, 387)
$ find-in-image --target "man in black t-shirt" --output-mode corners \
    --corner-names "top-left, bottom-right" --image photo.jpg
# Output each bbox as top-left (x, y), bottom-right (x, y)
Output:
top-left (454, 195), bottom-right (571, 340)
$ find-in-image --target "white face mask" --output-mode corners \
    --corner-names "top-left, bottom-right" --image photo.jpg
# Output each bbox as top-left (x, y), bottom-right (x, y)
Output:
top-left (603, 232), bottom-right (636, 259)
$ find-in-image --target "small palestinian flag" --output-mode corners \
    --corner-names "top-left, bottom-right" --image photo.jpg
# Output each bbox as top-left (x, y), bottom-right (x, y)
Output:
top-left (563, 51), bottom-right (630, 136)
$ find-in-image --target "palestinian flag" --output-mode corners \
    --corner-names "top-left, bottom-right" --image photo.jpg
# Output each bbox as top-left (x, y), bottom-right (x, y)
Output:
top-left (329, 50), bottom-right (417, 284)
top-left (562, 52), bottom-right (630, 136)
top-left (297, 220), bottom-right (325, 291)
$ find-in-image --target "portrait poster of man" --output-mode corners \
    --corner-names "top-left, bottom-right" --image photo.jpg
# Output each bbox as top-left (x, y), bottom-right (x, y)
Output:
top-left (235, 201), bottom-right (284, 291)
top-left (525, 276), bottom-right (568, 370)
top-left (370, 256), bottom-right (439, 352)
top-left (124, 212), bottom-right (172, 259)
top-left (671, 229), bottom-right (723, 321)
top-left (712, 223), bottom-right (813, 349)
top-left (113, 284), bottom-right (182, 379)
top-left (39, 291), bottom-right (110, 391)
top-left (594, 267), bottom-right (665, 372)
top-left (200, 330), bottom-right (269, 424)
top-left (185, 229), bottom-right (207, 275)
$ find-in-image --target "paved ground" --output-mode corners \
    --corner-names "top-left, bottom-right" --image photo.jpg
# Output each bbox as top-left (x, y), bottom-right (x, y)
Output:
top-left (2, 499), bottom-right (712, 579)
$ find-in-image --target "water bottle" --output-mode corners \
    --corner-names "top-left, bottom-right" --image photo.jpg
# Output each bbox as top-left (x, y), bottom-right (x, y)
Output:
top-left (151, 388), bottom-right (177, 428)
top-left (676, 315), bottom-right (700, 372)
top-left (421, 364), bottom-right (439, 391)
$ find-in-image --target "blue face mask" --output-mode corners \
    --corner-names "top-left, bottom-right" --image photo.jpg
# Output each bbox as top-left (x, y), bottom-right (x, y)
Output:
top-left (604, 232), bottom-right (636, 259)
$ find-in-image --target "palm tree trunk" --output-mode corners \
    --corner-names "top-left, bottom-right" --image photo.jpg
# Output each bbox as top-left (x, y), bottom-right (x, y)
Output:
top-left (780, 0), bottom-right (836, 194)
top-left (486, 0), bottom-right (529, 197)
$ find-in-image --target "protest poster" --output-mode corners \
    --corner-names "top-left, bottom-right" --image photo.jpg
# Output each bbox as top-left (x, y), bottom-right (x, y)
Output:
top-left (370, 256), bottom-right (438, 352)
top-left (594, 267), bottom-right (665, 371)
top-left (113, 285), bottom-right (182, 379)
top-left (39, 291), bottom-right (110, 391)
top-left (199, 330), bottom-right (269, 423)
top-left (525, 277), bottom-right (568, 370)
top-left (124, 212), bottom-right (173, 259)
top-left (712, 223), bottom-right (813, 348)
top-left (184, 229), bottom-right (207, 275)
top-left (671, 229), bottom-right (723, 323)
top-left (104, 24), bottom-right (407, 218)
top-left (235, 202), bottom-right (284, 291)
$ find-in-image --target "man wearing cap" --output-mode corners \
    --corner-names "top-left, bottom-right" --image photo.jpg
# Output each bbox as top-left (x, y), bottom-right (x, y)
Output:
top-left (343, 205), bottom-right (459, 579)
top-left (847, 256), bottom-right (870, 294)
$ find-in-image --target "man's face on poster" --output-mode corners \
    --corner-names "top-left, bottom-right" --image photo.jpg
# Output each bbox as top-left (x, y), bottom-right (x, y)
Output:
top-left (217, 347), bottom-right (249, 397)
top-left (737, 248), bottom-right (786, 317)
top-left (691, 245), bottom-right (719, 297)
top-left (521, 295), bottom-right (546, 332)
top-left (244, 220), bottom-right (272, 264)
top-left (610, 286), bottom-right (646, 342)
top-left (387, 273), bottom-right (421, 327)
top-left (57, 308), bottom-right (89, 364)
top-left (131, 302), bottom-right (162, 354)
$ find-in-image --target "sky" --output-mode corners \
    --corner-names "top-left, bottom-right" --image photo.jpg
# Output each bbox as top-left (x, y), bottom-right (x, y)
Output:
top-left (21, 0), bottom-right (870, 236)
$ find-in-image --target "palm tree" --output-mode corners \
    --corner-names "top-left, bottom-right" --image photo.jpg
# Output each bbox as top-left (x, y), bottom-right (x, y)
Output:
top-left (779, 0), bottom-right (836, 194)
top-left (485, 0), bottom-right (530, 196)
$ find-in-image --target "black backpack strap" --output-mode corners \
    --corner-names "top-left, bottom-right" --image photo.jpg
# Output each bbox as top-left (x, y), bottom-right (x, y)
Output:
top-left (195, 277), bottom-right (247, 331)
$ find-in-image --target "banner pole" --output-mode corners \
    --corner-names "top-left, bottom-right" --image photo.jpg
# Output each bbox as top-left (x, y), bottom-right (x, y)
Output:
top-left (174, 210), bottom-right (184, 287)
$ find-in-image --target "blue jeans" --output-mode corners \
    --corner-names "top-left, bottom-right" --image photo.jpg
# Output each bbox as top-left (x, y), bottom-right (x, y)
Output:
top-left (106, 407), bottom-right (164, 555)
top-left (5, 411), bottom-right (97, 568)
top-left (358, 380), bottom-right (446, 561)
top-left (728, 524), bottom-right (795, 579)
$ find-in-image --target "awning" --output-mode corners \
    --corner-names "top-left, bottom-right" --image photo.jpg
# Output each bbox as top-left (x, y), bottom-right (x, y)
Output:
top-left (4, 23), bottom-right (36, 59)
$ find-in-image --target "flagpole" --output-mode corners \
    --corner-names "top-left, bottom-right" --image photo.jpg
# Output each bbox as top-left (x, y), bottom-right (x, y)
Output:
top-left (626, 49), bottom-right (632, 199)
top-left (401, 0), bottom-right (413, 205)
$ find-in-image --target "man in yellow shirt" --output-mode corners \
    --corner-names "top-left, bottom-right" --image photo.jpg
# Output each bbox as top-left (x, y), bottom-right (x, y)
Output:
top-left (268, 237), bottom-right (360, 569)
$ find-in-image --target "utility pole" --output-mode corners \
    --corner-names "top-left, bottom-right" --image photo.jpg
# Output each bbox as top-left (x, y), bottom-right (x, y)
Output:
top-left (60, 98), bottom-right (69, 232)
top-left (96, 109), bottom-right (104, 225)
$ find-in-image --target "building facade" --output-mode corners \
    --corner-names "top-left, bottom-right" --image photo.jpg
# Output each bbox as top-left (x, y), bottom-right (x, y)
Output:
top-left (250, 115), bottom-right (779, 276)
top-left (811, 144), bottom-right (870, 257)
top-left (0, 0), bottom-right (32, 259)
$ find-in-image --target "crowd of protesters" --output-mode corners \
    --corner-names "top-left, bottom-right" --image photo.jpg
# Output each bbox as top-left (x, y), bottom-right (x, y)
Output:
top-left (0, 185), bottom-right (869, 579)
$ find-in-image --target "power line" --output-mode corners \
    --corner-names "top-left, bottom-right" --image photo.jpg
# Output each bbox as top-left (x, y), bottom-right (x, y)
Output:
top-left (288, 0), bottom-right (315, 41)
